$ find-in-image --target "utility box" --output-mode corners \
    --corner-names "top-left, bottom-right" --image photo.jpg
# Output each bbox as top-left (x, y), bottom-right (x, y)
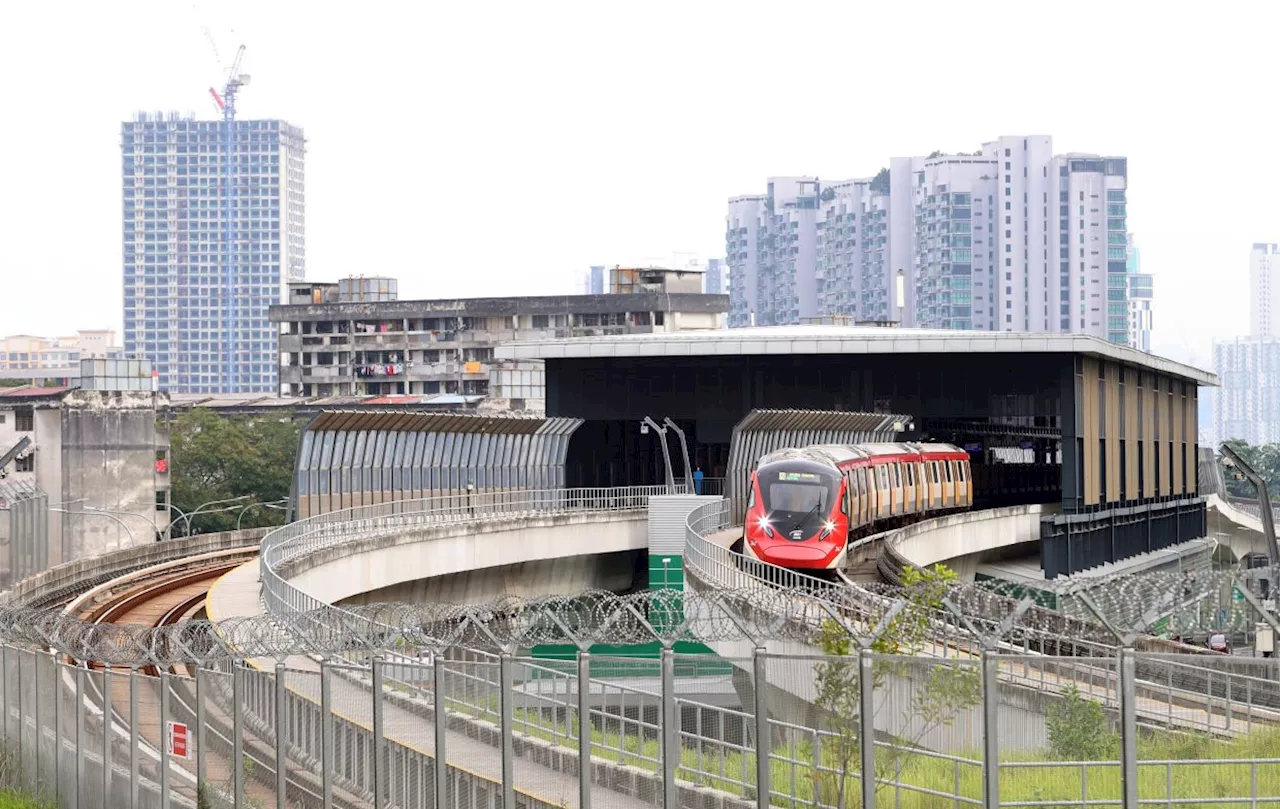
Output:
top-left (1257, 623), bottom-right (1275, 655)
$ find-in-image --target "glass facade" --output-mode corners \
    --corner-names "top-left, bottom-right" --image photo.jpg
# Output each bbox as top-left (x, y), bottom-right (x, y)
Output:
top-left (121, 113), bottom-right (306, 394)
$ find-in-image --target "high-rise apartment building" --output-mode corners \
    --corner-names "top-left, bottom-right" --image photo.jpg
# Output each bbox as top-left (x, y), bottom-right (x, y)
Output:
top-left (121, 111), bottom-right (306, 394)
top-left (1213, 337), bottom-right (1280, 446)
top-left (726, 135), bottom-right (1130, 342)
top-left (1127, 234), bottom-right (1153, 352)
top-left (726, 178), bottom-right (821, 327)
top-left (584, 265), bottom-right (605, 295)
top-left (1250, 243), bottom-right (1280, 337)
top-left (704, 258), bottom-right (727, 295)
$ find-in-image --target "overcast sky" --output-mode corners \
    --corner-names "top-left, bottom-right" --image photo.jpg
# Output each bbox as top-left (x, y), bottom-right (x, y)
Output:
top-left (0, 1), bottom-right (1273, 370)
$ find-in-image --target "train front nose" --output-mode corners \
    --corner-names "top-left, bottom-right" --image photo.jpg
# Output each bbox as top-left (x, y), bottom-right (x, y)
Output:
top-left (763, 542), bottom-right (835, 565)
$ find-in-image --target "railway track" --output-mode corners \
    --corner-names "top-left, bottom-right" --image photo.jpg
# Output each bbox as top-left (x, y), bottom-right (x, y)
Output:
top-left (71, 552), bottom-right (367, 808)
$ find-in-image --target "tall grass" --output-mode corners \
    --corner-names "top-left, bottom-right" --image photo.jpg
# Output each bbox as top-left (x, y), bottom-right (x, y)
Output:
top-left (481, 702), bottom-right (1280, 809)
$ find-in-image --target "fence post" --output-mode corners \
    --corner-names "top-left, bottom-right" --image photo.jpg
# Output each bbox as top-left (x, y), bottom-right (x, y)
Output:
top-left (1120, 648), bottom-right (1138, 809)
top-left (981, 651), bottom-right (999, 809)
top-left (102, 667), bottom-right (111, 805)
top-left (128, 667), bottom-right (139, 809)
top-left (0, 645), bottom-right (7, 744)
top-left (372, 656), bottom-right (386, 809)
top-left (661, 645), bottom-right (678, 809)
top-left (433, 653), bottom-right (448, 809)
top-left (321, 662), bottom-right (334, 809)
top-left (753, 647), bottom-right (770, 809)
top-left (160, 669), bottom-right (171, 809)
top-left (500, 651), bottom-right (516, 809)
top-left (50, 654), bottom-right (59, 808)
top-left (275, 661), bottom-right (288, 809)
top-left (13, 649), bottom-right (20, 773)
top-left (859, 647), bottom-right (877, 809)
top-left (75, 664), bottom-right (85, 809)
top-left (233, 664), bottom-right (245, 809)
top-left (33, 653), bottom-right (41, 797)
top-left (577, 649), bottom-right (592, 809)
top-left (196, 667), bottom-right (207, 800)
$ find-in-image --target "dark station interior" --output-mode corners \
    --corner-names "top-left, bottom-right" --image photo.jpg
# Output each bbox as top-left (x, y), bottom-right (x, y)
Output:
top-left (545, 350), bottom-right (1205, 578)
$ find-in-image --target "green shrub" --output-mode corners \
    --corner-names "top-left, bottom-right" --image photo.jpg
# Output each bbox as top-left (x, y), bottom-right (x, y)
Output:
top-left (1046, 683), bottom-right (1116, 761)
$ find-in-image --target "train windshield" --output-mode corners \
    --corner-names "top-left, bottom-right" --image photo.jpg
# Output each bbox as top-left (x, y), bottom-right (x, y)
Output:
top-left (756, 465), bottom-right (840, 538)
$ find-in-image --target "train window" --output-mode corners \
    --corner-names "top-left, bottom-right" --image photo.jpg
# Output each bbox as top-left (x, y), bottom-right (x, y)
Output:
top-left (906, 464), bottom-right (915, 485)
top-left (931, 462), bottom-right (940, 482)
top-left (958, 463), bottom-right (967, 482)
top-left (944, 462), bottom-right (954, 483)
top-left (878, 466), bottom-right (889, 488)
top-left (747, 485), bottom-right (756, 509)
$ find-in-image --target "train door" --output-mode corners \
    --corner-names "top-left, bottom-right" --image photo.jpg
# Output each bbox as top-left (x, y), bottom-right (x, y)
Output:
top-left (875, 463), bottom-right (891, 520)
top-left (915, 462), bottom-right (928, 511)
top-left (890, 463), bottom-right (904, 516)
top-left (928, 461), bottom-right (941, 509)
top-left (843, 469), bottom-right (856, 528)
top-left (957, 460), bottom-right (972, 507)
top-left (942, 460), bottom-right (956, 507)
top-left (902, 461), bottom-right (916, 515)
top-left (857, 467), bottom-right (871, 526)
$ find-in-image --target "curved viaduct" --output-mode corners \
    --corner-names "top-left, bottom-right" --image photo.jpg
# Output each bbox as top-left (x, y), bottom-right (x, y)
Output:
top-left (3, 486), bottom-right (1276, 809)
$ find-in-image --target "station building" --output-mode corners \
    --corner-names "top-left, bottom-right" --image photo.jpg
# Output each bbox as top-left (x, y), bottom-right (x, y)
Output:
top-left (497, 325), bottom-right (1217, 578)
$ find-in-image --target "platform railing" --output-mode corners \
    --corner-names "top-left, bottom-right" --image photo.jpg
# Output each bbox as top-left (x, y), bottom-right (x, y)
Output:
top-left (260, 485), bottom-right (679, 648)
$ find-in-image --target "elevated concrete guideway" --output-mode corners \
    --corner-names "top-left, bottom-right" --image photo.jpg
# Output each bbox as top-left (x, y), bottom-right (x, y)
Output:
top-left (285, 509), bottom-right (648, 606)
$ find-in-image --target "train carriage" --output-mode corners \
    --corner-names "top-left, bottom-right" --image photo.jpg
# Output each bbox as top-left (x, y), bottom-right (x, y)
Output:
top-left (742, 441), bottom-right (972, 571)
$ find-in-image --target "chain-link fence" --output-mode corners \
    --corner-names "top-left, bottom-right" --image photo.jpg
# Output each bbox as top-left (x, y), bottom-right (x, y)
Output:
top-left (0, 643), bottom-right (1276, 808)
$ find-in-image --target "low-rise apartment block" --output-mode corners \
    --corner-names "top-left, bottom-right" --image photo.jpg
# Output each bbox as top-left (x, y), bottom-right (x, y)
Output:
top-left (269, 274), bottom-right (728, 403)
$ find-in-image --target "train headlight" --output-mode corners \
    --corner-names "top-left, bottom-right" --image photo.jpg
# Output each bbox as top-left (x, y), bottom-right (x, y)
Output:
top-left (820, 521), bottom-right (836, 539)
top-left (757, 517), bottom-right (774, 537)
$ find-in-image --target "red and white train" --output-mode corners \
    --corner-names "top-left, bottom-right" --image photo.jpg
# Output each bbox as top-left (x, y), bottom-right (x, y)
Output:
top-left (742, 442), bottom-right (973, 571)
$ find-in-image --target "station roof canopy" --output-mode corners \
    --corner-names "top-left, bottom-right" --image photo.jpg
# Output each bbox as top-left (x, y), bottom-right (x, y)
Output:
top-left (495, 325), bottom-right (1218, 387)
top-left (304, 409), bottom-right (576, 434)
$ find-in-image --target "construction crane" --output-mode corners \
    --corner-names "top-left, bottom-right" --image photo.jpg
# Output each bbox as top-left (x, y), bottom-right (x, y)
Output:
top-left (208, 44), bottom-right (250, 123)
top-left (202, 35), bottom-right (250, 389)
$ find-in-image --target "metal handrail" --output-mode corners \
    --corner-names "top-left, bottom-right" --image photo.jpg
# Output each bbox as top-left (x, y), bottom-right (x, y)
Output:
top-left (260, 485), bottom-right (680, 643)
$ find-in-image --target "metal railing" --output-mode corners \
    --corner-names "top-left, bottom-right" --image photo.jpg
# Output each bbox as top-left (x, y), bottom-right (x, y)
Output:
top-left (259, 485), bottom-right (677, 654)
top-left (2, 642), bottom-right (1279, 809)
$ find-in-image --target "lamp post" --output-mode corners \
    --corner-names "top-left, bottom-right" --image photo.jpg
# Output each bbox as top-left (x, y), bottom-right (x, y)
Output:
top-left (85, 506), bottom-right (162, 543)
top-left (49, 507), bottom-right (136, 551)
top-left (174, 495), bottom-right (253, 537)
top-left (235, 499), bottom-right (288, 530)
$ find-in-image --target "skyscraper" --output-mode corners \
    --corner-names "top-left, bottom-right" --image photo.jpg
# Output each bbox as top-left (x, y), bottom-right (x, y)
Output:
top-left (1250, 243), bottom-right (1280, 337)
top-left (726, 135), bottom-right (1130, 342)
top-left (704, 258), bottom-right (727, 295)
top-left (1127, 234), bottom-right (1153, 352)
top-left (121, 111), bottom-right (305, 394)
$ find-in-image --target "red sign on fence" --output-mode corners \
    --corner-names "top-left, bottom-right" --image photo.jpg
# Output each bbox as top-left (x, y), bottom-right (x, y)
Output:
top-left (167, 721), bottom-right (190, 759)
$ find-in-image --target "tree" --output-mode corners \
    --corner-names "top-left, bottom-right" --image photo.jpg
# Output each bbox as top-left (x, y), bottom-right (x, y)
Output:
top-left (1045, 682), bottom-right (1115, 760)
top-left (1221, 439), bottom-right (1280, 500)
top-left (812, 564), bottom-right (982, 808)
top-left (869, 168), bottom-right (891, 196)
top-left (169, 409), bottom-right (302, 534)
